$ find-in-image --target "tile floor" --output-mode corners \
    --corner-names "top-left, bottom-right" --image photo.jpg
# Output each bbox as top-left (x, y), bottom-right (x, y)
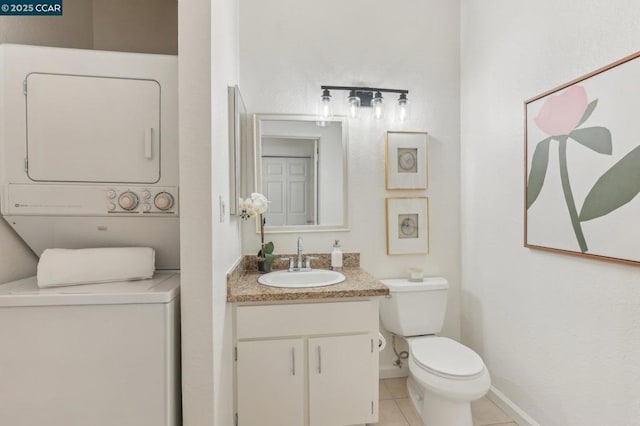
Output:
top-left (370, 377), bottom-right (517, 426)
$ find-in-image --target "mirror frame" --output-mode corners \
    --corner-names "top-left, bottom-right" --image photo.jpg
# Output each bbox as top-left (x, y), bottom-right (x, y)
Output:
top-left (228, 85), bottom-right (247, 215)
top-left (253, 114), bottom-right (349, 233)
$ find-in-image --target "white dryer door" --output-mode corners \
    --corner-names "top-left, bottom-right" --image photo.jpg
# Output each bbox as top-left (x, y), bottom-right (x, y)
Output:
top-left (26, 73), bottom-right (161, 183)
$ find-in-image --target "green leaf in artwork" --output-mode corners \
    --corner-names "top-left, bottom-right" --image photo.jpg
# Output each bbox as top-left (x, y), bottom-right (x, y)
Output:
top-left (569, 127), bottom-right (612, 155)
top-left (580, 144), bottom-right (640, 222)
top-left (527, 138), bottom-right (551, 209)
top-left (576, 99), bottom-right (598, 127)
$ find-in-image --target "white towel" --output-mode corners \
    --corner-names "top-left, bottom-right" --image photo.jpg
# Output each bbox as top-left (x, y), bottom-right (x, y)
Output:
top-left (37, 247), bottom-right (156, 288)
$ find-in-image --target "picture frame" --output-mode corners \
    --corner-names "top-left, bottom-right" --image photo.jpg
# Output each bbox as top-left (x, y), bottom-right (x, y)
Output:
top-left (525, 51), bottom-right (640, 265)
top-left (385, 131), bottom-right (429, 190)
top-left (386, 197), bottom-right (429, 255)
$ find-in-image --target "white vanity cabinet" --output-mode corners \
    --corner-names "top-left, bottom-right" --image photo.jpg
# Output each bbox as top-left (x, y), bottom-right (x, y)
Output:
top-left (234, 299), bottom-right (380, 426)
top-left (236, 339), bottom-right (305, 426)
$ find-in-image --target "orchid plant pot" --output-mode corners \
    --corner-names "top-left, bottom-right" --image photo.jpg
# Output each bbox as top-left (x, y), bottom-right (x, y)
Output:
top-left (239, 193), bottom-right (274, 274)
top-left (257, 258), bottom-right (271, 274)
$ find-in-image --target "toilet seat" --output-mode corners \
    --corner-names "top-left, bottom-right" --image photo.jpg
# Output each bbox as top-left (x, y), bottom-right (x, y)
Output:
top-left (409, 336), bottom-right (485, 380)
top-left (407, 336), bottom-right (491, 402)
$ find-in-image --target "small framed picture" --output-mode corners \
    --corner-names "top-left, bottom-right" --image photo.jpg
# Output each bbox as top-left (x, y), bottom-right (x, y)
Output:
top-left (386, 197), bottom-right (429, 255)
top-left (385, 131), bottom-right (429, 190)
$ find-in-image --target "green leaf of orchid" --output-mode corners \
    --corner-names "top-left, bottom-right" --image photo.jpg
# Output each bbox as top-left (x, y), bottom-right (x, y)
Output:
top-left (263, 241), bottom-right (274, 254)
top-left (576, 99), bottom-right (598, 127)
top-left (569, 127), bottom-right (612, 155)
top-left (580, 144), bottom-right (640, 222)
top-left (527, 138), bottom-right (551, 209)
top-left (264, 253), bottom-right (274, 264)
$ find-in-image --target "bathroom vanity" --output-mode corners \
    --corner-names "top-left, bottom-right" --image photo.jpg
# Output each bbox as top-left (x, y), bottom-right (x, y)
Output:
top-left (228, 263), bottom-right (388, 426)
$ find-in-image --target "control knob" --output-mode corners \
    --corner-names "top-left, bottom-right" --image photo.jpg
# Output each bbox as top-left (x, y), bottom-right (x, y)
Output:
top-left (118, 191), bottom-right (139, 211)
top-left (154, 192), bottom-right (174, 211)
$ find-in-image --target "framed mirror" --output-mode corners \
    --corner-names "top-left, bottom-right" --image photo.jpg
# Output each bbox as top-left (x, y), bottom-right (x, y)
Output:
top-left (253, 114), bottom-right (348, 233)
top-left (228, 85), bottom-right (247, 215)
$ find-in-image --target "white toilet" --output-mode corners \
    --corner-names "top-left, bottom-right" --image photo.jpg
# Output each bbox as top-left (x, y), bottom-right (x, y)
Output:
top-left (380, 277), bottom-right (490, 426)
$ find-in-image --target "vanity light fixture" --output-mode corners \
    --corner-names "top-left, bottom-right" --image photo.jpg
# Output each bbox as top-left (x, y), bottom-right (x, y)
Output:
top-left (371, 91), bottom-right (384, 120)
top-left (319, 88), bottom-right (332, 120)
top-left (397, 92), bottom-right (410, 122)
top-left (346, 90), bottom-right (361, 119)
top-left (320, 85), bottom-right (410, 121)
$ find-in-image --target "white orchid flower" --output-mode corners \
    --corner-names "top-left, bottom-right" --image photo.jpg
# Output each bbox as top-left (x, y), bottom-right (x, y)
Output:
top-left (239, 193), bottom-right (269, 220)
top-left (239, 197), bottom-right (254, 219)
top-left (238, 192), bottom-right (269, 220)
top-left (250, 192), bottom-right (269, 214)
top-left (252, 199), bottom-right (266, 214)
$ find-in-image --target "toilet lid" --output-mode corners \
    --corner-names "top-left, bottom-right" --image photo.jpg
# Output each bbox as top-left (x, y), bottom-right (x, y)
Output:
top-left (410, 337), bottom-right (485, 379)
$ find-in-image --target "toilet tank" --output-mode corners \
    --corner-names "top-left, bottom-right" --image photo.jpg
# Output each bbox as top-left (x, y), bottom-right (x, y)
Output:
top-left (379, 277), bottom-right (449, 337)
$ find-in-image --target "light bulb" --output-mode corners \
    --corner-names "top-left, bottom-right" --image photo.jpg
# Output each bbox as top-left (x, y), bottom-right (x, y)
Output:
top-left (397, 93), bottom-right (410, 122)
top-left (319, 89), bottom-right (332, 120)
top-left (371, 91), bottom-right (384, 120)
top-left (346, 90), bottom-right (361, 119)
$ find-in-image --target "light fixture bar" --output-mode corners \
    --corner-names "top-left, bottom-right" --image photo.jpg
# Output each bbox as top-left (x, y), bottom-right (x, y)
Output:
top-left (321, 85), bottom-right (408, 95)
top-left (320, 85), bottom-right (411, 120)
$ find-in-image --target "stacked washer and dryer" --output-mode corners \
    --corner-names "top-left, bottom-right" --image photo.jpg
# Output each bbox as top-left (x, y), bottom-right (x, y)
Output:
top-left (0, 45), bottom-right (181, 426)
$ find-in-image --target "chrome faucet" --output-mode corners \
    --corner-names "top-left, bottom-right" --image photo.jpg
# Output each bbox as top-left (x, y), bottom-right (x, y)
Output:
top-left (279, 237), bottom-right (318, 272)
top-left (297, 237), bottom-right (304, 270)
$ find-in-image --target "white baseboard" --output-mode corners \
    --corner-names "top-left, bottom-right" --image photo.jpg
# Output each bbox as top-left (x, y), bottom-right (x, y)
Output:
top-left (487, 386), bottom-right (539, 426)
top-left (379, 364), bottom-right (408, 379)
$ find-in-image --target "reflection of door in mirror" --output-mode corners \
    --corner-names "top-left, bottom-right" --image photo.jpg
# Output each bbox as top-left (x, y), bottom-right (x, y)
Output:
top-left (255, 115), bottom-right (348, 232)
top-left (261, 137), bottom-right (318, 226)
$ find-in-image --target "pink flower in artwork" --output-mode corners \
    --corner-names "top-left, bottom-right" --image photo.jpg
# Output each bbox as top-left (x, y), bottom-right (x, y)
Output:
top-left (534, 85), bottom-right (588, 136)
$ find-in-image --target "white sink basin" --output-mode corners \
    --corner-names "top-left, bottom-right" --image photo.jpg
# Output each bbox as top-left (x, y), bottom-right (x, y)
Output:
top-left (258, 269), bottom-right (346, 288)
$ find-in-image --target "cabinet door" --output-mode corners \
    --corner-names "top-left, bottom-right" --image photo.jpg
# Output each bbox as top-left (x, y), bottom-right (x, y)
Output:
top-left (237, 339), bottom-right (304, 426)
top-left (309, 334), bottom-right (378, 426)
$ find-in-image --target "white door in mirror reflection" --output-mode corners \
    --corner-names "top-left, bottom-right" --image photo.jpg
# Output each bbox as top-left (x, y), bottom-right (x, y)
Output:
top-left (255, 115), bottom-right (347, 231)
top-left (262, 157), bottom-right (317, 226)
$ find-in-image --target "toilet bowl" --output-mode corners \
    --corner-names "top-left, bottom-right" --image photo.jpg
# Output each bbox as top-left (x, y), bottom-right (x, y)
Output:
top-left (379, 277), bottom-right (490, 426)
top-left (405, 336), bottom-right (490, 425)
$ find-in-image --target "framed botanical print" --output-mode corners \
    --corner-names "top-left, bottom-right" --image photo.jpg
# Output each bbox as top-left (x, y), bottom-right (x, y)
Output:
top-left (385, 131), bottom-right (429, 190)
top-left (386, 197), bottom-right (429, 255)
top-left (525, 51), bottom-right (640, 265)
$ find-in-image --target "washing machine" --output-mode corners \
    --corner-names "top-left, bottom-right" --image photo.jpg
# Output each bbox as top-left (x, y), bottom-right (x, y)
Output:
top-left (0, 271), bottom-right (180, 426)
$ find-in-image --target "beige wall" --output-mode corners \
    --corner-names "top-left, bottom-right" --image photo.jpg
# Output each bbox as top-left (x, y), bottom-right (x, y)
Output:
top-left (93, 0), bottom-right (177, 55)
top-left (0, 0), bottom-right (176, 54)
top-left (0, 0), bottom-right (93, 49)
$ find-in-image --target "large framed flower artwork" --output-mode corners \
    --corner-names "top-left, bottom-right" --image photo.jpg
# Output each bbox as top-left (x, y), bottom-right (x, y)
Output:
top-left (525, 51), bottom-right (640, 264)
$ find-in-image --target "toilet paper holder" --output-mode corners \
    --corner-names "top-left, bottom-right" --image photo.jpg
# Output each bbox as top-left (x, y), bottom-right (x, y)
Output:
top-left (377, 332), bottom-right (387, 352)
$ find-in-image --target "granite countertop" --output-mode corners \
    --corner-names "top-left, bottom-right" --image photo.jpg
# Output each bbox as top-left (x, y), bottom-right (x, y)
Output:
top-left (227, 267), bottom-right (389, 303)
